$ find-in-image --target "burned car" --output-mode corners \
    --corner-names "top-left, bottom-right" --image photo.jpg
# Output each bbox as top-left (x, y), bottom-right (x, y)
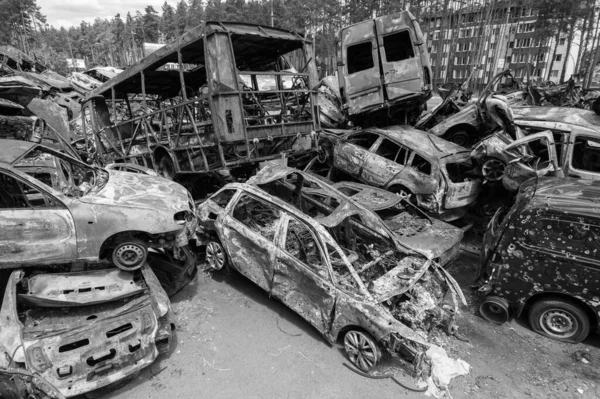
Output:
top-left (478, 178), bottom-right (600, 343)
top-left (471, 107), bottom-right (600, 190)
top-left (319, 126), bottom-right (481, 220)
top-left (196, 165), bottom-right (465, 372)
top-left (425, 69), bottom-right (536, 146)
top-left (329, 182), bottom-right (463, 266)
top-left (0, 139), bottom-right (197, 271)
top-left (0, 264), bottom-right (174, 397)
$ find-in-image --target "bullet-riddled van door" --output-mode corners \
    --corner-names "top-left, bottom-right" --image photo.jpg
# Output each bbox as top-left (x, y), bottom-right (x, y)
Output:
top-left (339, 20), bottom-right (384, 115)
top-left (375, 13), bottom-right (423, 101)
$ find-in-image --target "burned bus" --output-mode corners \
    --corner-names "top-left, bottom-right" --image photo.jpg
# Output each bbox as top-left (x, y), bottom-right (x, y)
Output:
top-left (81, 22), bottom-right (320, 195)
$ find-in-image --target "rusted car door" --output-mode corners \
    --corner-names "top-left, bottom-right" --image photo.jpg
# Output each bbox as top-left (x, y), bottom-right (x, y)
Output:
top-left (361, 137), bottom-right (407, 186)
top-left (339, 20), bottom-right (384, 114)
top-left (502, 131), bottom-right (560, 190)
top-left (0, 170), bottom-right (77, 267)
top-left (333, 131), bottom-right (380, 177)
top-left (221, 192), bottom-right (283, 291)
top-left (272, 214), bottom-right (337, 334)
top-left (375, 13), bottom-right (423, 101)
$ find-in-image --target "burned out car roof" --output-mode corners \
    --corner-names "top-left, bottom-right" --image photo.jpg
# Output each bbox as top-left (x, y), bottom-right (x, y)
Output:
top-left (512, 106), bottom-right (600, 130)
top-left (359, 126), bottom-right (470, 158)
top-left (0, 264), bottom-right (173, 398)
top-left (527, 177), bottom-right (600, 216)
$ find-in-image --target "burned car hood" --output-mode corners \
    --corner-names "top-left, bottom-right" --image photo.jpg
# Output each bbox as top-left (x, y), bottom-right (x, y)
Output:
top-left (80, 170), bottom-right (190, 212)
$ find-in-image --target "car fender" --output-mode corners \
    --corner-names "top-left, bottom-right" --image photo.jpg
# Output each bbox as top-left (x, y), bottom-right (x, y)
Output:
top-left (428, 104), bottom-right (481, 137)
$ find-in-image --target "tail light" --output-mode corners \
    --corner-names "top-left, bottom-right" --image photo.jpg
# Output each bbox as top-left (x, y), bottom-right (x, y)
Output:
top-left (423, 67), bottom-right (431, 86)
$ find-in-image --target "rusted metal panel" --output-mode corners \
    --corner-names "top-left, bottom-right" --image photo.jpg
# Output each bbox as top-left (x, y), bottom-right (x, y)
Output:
top-left (19, 269), bottom-right (145, 307)
top-left (0, 264), bottom-right (173, 398)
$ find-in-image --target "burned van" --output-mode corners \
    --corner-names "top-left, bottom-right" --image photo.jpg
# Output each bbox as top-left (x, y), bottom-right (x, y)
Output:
top-left (337, 11), bottom-right (432, 127)
top-left (478, 177), bottom-right (600, 343)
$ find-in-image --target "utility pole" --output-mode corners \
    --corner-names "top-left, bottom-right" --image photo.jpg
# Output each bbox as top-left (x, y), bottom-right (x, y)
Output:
top-left (271, 0), bottom-right (274, 27)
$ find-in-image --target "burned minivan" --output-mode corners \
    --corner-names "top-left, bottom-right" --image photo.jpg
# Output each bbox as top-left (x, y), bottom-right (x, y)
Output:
top-left (478, 177), bottom-right (600, 343)
top-left (337, 11), bottom-right (432, 126)
top-left (0, 264), bottom-right (173, 398)
top-left (196, 165), bottom-right (464, 371)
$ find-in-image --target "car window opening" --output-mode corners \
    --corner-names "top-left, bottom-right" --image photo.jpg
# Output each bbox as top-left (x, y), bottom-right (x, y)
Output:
top-left (232, 194), bottom-right (281, 242)
top-left (383, 31), bottom-right (415, 62)
top-left (347, 41), bottom-right (374, 74)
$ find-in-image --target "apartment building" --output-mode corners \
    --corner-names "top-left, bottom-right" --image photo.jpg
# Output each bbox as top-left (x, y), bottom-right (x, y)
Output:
top-left (422, 3), bottom-right (580, 88)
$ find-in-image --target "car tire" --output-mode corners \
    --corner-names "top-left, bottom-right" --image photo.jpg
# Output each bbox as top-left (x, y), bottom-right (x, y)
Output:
top-left (481, 157), bottom-right (506, 181)
top-left (206, 240), bottom-right (227, 271)
top-left (445, 129), bottom-right (471, 147)
top-left (343, 330), bottom-right (381, 371)
top-left (112, 239), bottom-right (148, 271)
top-left (158, 156), bottom-right (176, 180)
top-left (528, 297), bottom-right (590, 343)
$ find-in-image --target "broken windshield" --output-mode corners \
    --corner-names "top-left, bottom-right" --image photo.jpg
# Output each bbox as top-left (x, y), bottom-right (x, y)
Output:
top-left (13, 146), bottom-right (108, 198)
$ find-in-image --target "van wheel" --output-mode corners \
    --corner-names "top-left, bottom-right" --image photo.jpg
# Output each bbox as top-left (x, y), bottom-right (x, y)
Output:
top-left (158, 156), bottom-right (176, 180)
top-left (112, 239), bottom-right (148, 271)
top-left (206, 241), bottom-right (227, 270)
top-left (343, 330), bottom-right (381, 371)
top-left (529, 298), bottom-right (590, 343)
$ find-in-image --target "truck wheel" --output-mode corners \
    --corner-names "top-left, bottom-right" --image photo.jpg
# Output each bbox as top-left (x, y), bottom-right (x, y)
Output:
top-left (112, 239), bottom-right (148, 271)
top-left (529, 298), bottom-right (590, 343)
top-left (343, 330), bottom-right (381, 371)
top-left (206, 241), bottom-right (227, 270)
top-left (158, 156), bottom-right (175, 180)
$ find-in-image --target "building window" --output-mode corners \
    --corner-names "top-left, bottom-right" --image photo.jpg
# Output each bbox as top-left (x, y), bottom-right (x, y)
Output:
top-left (559, 38), bottom-right (566, 45)
top-left (538, 53), bottom-right (546, 62)
top-left (555, 54), bottom-right (562, 62)
top-left (509, 41), bottom-right (515, 48)
top-left (506, 55), bottom-right (512, 63)
top-left (551, 70), bottom-right (559, 78)
top-left (522, 38), bottom-right (531, 48)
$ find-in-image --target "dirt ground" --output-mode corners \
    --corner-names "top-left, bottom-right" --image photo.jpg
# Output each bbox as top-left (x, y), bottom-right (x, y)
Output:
top-left (93, 251), bottom-right (600, 399)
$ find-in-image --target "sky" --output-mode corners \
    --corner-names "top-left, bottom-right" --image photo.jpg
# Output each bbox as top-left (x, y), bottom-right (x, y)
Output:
top-left (39, 0), bottom-right (180, 28)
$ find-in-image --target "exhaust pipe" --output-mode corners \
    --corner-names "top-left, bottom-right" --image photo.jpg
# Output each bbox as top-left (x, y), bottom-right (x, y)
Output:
top-left (479, 296), bottom-right (510, 325)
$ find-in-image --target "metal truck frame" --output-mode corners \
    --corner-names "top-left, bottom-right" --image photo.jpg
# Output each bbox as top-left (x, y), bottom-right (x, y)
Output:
top-left (80, 22), bottom-right (320, 192)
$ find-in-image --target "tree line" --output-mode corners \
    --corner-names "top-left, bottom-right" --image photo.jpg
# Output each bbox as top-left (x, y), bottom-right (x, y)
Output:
top-left (1, 0), bottom-right (599, 85)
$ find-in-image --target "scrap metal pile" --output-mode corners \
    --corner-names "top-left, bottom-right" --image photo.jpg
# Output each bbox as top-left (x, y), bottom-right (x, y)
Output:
top-left (3, 12), bottom-right (600, 399)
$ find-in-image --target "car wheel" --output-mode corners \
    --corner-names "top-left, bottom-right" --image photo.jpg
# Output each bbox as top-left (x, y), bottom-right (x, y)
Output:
top-left (482, 157), bottom-right (506, 181)
top-left (476, 200), bottom-right (500, 218)
top-left (206, 241), bottom-right (227, 270)
top-left (446, 129), bottom-right (470, 147)
top-left (529, 298), bottom-right (590, 343)
top-left (112, 239), bottom-right (148, 271)
top-left (343, 330), bottom-right (381, 371)
top-left (158, 156), bottom-right (176, 180)
top-left (389, 185), bottom-right (412, 201)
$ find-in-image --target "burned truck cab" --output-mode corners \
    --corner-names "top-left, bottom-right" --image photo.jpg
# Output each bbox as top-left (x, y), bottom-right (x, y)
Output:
top-left (336, 11), bottom-right (432, 127)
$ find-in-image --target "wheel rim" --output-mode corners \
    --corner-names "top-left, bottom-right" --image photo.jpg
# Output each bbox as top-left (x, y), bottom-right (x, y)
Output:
top-left (206, 242), bottom-right (225, 270)
top-left (344, 331), bottom-right (378, 371)
top-left (482, 158), bottom-right (506, 181)
top-left (539, 309), bottom-right (578, 339)
top-left (114, 243), bottom-right (146, 270)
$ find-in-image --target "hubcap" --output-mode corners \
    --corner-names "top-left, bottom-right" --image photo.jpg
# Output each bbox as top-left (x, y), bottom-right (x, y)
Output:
top-left (115, 244), bottom-right (145, 269)
top-left (344, 331), bottom-right (378, 371)
top-left (206, 242), bottom-right (225, 270)
top-left (482, 159), bottom-right (506, 181)
top-left (540, 309), bottom-right (577, 338)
